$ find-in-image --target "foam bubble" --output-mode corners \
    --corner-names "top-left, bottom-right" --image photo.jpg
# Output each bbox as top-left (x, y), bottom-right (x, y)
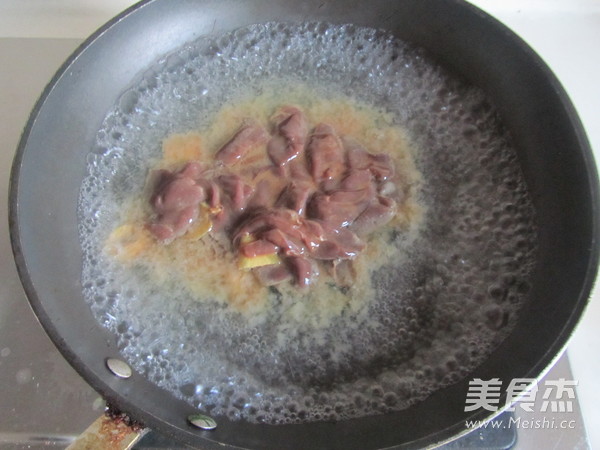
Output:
top-left (77, 22), bottom-right (537, 424)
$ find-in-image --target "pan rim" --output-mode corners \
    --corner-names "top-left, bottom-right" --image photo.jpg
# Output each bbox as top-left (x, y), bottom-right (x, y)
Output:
top-left (8, 0), bottom-right (600, 448)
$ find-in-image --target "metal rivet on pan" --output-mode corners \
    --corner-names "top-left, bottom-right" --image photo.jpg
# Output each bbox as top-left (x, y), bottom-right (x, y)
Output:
top-left (188, 414), bottom-right (217, 430)
top-left (106, 358), bottom-right (132, 379)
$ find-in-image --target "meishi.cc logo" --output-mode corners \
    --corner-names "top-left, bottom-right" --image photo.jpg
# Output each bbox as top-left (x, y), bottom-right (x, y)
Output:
top-left (464, 378), bottom-right (578, 412)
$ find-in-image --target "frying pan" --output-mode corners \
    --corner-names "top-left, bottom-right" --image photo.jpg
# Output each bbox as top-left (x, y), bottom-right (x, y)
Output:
top-left (9, 0), bottom-right (599, 448)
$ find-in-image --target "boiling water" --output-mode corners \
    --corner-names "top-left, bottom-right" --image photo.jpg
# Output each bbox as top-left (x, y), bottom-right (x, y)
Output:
top-left (78, 23), bottom-right (537, 424)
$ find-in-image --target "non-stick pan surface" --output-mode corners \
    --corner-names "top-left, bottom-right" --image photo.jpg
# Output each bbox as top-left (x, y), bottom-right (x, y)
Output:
top-left (9, 0), bottom-right (599, 448)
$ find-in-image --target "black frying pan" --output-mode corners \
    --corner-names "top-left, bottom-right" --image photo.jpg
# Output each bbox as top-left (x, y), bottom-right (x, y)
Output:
top-left (9, 0), bottom-right (599, 448)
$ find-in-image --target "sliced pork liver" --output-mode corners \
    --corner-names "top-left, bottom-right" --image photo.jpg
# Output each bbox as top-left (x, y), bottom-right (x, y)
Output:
top-left (286, 256), bottom-right (319, 288)
top-left (216, 174), bottom-right (254, 212)
top-left (215, 121), bottom-right (268, 166)
top-left (239, 239), bottom-right (279, 258)
top-left (253, 264), bottom-right (293, 286)
top-left (267, 106), bottom-right (308, 166)
top-left (307, 123), bottom-right (346, 186)
top-left (262, 228), bottom-right (306, 257)
top-left (276, 181), bottom-right (313, 215)
top-left (351, 196), bottom-right (398, 235)
top-left (148, 163), bottom-right (206, 241)
top-left (310, 225), bottom-right (365, 260)
top-left (308, 191), bottom-right (368, 228)
top-left (147, 106), bottom-right (403, 289)
top-left (343, 136), bottom-right (395, 181)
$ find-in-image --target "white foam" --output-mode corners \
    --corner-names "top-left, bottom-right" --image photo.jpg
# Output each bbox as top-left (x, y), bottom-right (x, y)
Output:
top-left (78, 22), bottom-right (537, 424)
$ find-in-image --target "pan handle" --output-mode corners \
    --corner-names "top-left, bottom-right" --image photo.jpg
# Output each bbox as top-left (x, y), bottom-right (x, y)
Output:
top-left (66, 410), bottom-right (148, 450)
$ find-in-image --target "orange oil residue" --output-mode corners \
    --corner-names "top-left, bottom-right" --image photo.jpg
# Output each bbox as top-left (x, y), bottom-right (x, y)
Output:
top-left (104, 88), bottom-right (423, 320)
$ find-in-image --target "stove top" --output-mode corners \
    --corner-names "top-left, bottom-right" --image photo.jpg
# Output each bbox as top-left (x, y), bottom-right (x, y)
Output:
top-left (0, 37), bottom-right (590, 450)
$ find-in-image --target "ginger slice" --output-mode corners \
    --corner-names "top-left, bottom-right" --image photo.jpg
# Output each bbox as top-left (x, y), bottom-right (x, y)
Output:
top-left (183, 205), bottom-right (213, 241)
